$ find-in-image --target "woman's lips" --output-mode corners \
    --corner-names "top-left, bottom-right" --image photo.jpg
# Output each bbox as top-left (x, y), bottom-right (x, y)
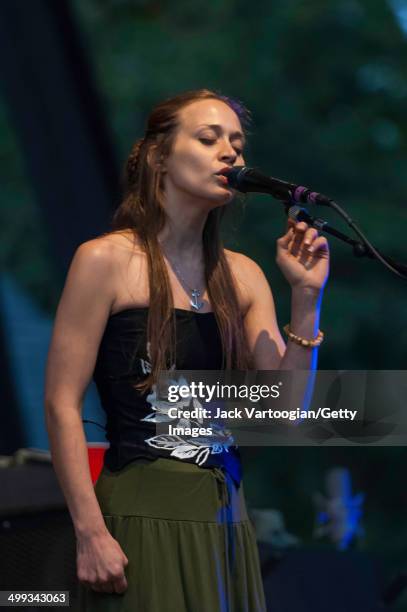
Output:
top-left (216, 174), bottom-right (229, 185)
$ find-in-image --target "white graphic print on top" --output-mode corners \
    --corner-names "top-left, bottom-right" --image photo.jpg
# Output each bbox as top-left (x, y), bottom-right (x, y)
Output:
top-left (140, 345), bottom-right (234, 466)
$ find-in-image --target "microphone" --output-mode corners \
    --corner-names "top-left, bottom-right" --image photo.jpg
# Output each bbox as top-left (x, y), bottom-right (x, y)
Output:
top-left (222, 168), bottom-right (407, 280)
top-left (223, 166), bottom-right (333, 206)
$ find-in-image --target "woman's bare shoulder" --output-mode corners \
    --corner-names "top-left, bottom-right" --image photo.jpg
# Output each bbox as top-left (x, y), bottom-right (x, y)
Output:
top-left (224, 248), bottom-right (266, 280)
top-left (93, 229), bottom-right (144, 253)
top-left (78, 230), bottom-right (149, 313)
top-left (76, 229), bottom-right (144, 266)
top-left (71, 230), bottom-right (145, 292)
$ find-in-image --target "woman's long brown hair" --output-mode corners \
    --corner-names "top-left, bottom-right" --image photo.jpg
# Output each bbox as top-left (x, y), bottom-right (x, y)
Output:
top-left (112, 89), bottom-right (252, 392)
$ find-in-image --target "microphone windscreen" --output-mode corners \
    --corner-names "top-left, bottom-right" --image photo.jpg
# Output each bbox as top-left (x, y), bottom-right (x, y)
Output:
top-left (222, 166), bottom-right (247, 191)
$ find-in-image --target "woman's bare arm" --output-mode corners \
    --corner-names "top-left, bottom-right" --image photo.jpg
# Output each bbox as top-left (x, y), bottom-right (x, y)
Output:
top-left (229, 251), bottom-right (324, 421)
top-left (44, 238), bottom-right (128, 593)
top-left (240, 255), bottom-right (322, 371)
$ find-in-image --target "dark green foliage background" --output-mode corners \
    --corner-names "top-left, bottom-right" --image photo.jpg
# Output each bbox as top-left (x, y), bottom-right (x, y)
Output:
top-left (71, 0), bottom-right (407, 370)
top-left (0, 0), bottom-right (406, 604)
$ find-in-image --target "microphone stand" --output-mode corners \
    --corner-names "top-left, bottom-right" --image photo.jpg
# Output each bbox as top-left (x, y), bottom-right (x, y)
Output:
top-left (284, 201), bottom-right (407, 280)
top-left (226, 165), bottom-right (407, 279)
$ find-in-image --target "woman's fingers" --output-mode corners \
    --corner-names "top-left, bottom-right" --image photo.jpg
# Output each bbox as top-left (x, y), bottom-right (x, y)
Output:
top-left (277, 222), bottom-right (312, 254)
top-left (307, 236), bottom-right (329, 257)
top-left (303, 227), bottom-right (319, 248)
top-left (90, 572), bottom-right (127, 594)
top-left (289, 223), bottom-right (318, 258)
top-left (113, 574), bottom-right (128, 594)
top-left (301, 236), bottom-right (330, 269)
top-left (278, 222), bottom-right (329, 262)
top-left (277, 226), bottom-right (294, 250)
top-left (77, 529), bottom-right (130, 595)
top-left (80, 557), bottom-right (128, 594)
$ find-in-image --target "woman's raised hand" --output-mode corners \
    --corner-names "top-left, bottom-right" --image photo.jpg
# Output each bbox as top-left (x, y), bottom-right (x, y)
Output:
top-left (77, 530), bottom-right (129, 594)
top-left (276, 221), bottom-right (330, 292)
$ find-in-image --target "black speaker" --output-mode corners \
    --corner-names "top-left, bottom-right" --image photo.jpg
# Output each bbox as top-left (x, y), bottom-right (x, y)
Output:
top-left (0, 459), bottom-right (79, 610)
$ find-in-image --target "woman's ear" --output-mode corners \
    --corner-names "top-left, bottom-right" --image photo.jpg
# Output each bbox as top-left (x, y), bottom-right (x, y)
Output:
top-left (147, 145), bottom-right (167, 174)
top-left (158, 155), bottom-right (167, 174)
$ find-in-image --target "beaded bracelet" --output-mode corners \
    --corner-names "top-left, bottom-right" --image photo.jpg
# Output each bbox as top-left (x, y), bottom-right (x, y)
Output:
top-left (283, 324), bottom-right (324, 348)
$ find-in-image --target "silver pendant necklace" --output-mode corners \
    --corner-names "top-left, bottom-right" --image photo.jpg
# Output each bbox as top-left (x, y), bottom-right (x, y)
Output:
top-left (164, 254), bottom-right (205, 311)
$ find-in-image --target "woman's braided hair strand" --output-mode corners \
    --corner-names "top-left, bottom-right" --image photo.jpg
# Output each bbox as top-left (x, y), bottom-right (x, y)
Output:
top-left (126, 138), bottom-right (145, 189)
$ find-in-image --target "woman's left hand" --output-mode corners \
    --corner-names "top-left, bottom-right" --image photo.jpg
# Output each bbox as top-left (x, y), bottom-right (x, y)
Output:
top-left (276, 221), bottom-right (330, 292)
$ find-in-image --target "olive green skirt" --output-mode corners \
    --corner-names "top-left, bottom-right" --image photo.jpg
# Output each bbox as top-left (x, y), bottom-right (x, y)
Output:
top-left (78, 458), bottom-right (266, 612)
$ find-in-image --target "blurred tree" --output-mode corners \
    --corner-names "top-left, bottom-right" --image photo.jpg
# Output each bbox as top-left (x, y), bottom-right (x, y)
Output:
top-left (1, 2), bottom-right (406, 606)
top-left (71, 0), bottom-right (407, 369)
top-left (0, 103), bottom-right (60, 312)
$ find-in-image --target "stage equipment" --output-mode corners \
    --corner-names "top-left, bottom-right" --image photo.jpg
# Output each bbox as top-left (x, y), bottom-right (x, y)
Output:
top-left (222, 166), bottom-right (407, 280)
top-left (0, 450), bottom-right (78, 609)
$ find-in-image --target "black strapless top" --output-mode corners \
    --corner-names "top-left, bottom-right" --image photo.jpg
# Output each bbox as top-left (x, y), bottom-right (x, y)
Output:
top-left (90, 307), bottom-right (242, 485)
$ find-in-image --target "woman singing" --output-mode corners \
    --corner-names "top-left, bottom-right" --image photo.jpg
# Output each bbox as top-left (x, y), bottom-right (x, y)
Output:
top-left (44, 89), bottom-right (329, 611)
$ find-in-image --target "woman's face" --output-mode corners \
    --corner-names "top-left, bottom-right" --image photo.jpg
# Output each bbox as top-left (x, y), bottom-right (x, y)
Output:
top-left (162, 99), bottom-right (246, 207)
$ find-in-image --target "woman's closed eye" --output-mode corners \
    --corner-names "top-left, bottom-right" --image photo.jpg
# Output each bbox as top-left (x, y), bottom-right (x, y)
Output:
top-left (199, 137), bottom-right (217, 145)
top-left (199, 137), bottom-right (243, 156)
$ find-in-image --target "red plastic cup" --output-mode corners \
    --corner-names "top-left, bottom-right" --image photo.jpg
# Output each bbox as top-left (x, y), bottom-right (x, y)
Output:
top-left (87, 443), bottom-right (109, 484)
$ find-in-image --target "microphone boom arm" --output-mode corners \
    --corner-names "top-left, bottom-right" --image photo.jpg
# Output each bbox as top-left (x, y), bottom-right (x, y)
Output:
top-left (223, 166), bottom-right (407, 280)
top-left (285, 203), bottom-right (407, 278)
